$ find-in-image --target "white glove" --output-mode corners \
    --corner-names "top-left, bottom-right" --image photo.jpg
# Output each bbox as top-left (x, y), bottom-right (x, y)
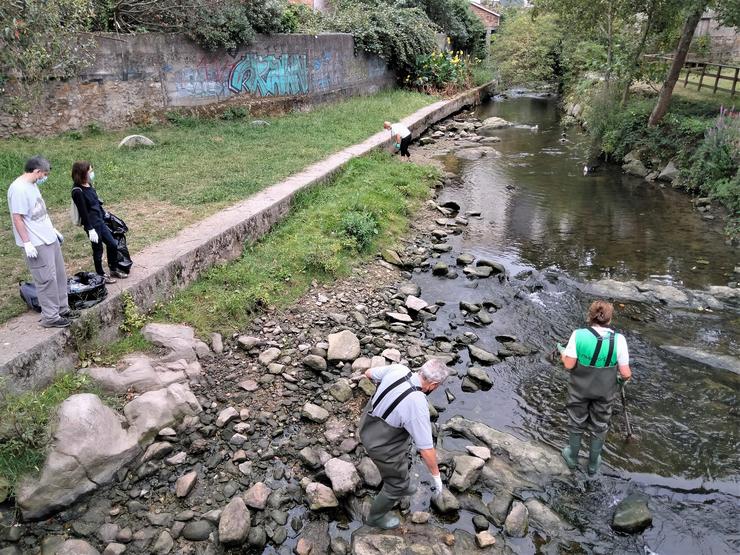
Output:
top-left (54, 229), bottom-right (63, 244)
top-left (23, 242), bottom-right (38, 259)
top-left (431, 473), bottom-right (444, 495)
top-left (88, 229), bottom-right (99, 244)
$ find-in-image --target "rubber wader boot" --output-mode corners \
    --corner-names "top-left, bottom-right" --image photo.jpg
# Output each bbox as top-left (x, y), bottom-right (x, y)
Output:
top-left (365, 492), bottom-right (401, 529)
top-left (561, 432), bottom-right (582, 470)
top-left (588, 438), bottom-right (605, 475)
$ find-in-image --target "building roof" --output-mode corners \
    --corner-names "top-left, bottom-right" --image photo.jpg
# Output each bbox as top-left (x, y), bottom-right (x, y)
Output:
top-left (469, 1), bottom-right (501, 17)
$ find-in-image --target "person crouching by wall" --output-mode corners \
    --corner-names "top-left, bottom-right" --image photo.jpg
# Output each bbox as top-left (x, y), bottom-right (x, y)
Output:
top-left (383, 121), bottom-right (412, 159)
top-left (71, 161), bottom-right (127, 283)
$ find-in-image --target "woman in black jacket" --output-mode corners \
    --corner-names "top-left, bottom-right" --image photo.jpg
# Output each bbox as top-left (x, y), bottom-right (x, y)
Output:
top-left (71, 161), bottom-right (128, 283)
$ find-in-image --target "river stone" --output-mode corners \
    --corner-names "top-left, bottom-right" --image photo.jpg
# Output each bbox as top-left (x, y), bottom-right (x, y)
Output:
top-left (306, 482), bottom-right (339, 510)
top-left (382, 249), bottom-right (404, 266)
top-left (324, 417), bottom-right (350, 443)
top-left (382, 348), bottom-right (402, 362)
top-left (216, 406), bottom-right (239, 427)
top-left (303, 355), bottom-right (327, 372)
top-left (152, 530), bottom-right (174, 554)
top-left (468, 345), bottom-right (498, 365)
top-left (358, 378), bottom-right (376, 396)
top-left (181, 520), bottom-right (213, 541)
top-left (118, 134), bottom-right (154, 148)
top-left (466, 445), bottom-right (491, 461)
top-left (324, 458), bottom-right (361, 496)
top-left (357, 457), bottom-right (382, 487)
top-left (432, 262), bottom-right (449, 276)
top-left (141, 323), bottom-right (204, 361)
top-left (175, 470), bottom-right (198, 497)
top-left (102, 544), bottom-right (127, 555)
top-left (461, 377), bottom-right (479, 392)
top-left (123, 382), bottom-right (202, 441)
top-left (467, 366), bottom-right (493, 387)
top-left (259, 347), bottom-right (281, 366)
top-left (464, 265), bottom-right (493, 278)
top-left (302, 402), bottom-right (329, 423)
top-left (17, 394), bottom-right (141, 520)
top-left (405, 295), bottom-right (428, 312)
top-left (210, 332), bottom-right (223, 354)
top-left (481, 116), bottom-right (512, 129)
top-left (329, 378), bottom-right (353, 402)
top-left (504, 501), bottom-right (529, 537)
top-left (219, 496), bottom-right (251, 545)
top-left (479, 136), bottom-right (502, 144)
top-left (623, 158), bottom-right (649, 177)
top-left (56, 539), bottom-right (101, 555)
top-left (476, 259), bottom-right (506, 275)
top-left (460, 301), bottom-right (481, 313)
top-left (612, 493), bottom-right (652, 533)
top-left (658, 160), bottom-right (679, 182)
top-left (386, 311), bottom-right (412, 323)
top-left (525, 498), bottom-right (572, 535)
top-left (399, 282), bottom-right (421, 297)
top-left (456, 253), bottom-right (475, 265)
top-left (327, 330), bottom-right (361, 361)
top-left (431, 489), bottom-right (460, 513)
top-left (238, 335), bottom-right (261, 350)
top-left (411, 511), bottom-right (430, 524)
top-left (300, 447), bottom-right (322, 469)
top-left (352, 357), bottom-right (372, 372)
top-left (450, 455), bottom-right (485, 492)
top-left (243, 482), bottom-right (271, 510)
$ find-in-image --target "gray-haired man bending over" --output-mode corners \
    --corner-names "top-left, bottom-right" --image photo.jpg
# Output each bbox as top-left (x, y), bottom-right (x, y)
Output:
top-left (358, 359), bottom-right (450, 529)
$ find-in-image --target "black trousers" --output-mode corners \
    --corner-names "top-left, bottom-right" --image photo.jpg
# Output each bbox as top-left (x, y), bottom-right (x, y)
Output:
top-left (399, 135), bottom-right (411, 158)
top-left (90, 223), bottom-right (119, 275)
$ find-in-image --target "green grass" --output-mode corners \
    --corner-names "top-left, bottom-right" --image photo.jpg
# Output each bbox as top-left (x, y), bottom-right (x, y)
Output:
top-left (0, 372), bottom-right (102, 498)
top-left (157, 152), bottom-right (438, 336)
top-left (0, 89), bottom-right (437, 323)
top-left (471, 64), bottom-right (495, 87)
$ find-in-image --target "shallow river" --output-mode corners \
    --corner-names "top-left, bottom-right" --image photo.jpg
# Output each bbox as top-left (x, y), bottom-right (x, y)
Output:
top-left (419, 94), bottom-right (739, 554)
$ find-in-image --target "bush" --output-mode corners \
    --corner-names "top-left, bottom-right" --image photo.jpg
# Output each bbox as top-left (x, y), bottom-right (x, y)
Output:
top-left (403, 0), bottom-right (486, 58)
top-left (408, 48), bottom-right (476, 93)
top-left (341, 210), bottom-right (379, 251)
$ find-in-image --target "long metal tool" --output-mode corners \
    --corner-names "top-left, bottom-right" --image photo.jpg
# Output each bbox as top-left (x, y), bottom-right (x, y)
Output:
top-left (620, 383), bottom-right (635, 441)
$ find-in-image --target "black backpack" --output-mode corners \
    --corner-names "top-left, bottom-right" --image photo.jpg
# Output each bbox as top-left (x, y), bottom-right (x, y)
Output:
top-left (67, 272), bottom-right (108, 310)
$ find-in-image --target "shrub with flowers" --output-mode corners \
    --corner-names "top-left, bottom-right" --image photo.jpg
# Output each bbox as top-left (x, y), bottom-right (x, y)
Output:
top-left (407, 40), bottom-right (478, 93)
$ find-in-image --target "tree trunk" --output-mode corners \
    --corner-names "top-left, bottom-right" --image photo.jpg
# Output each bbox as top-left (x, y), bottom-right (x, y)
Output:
top-left (605, 6), bottom-right (614, 86)
top-left (647, 3), bottom-right (705, 126)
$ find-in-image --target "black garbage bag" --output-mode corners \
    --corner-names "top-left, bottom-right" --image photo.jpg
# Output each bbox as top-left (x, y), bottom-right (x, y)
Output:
top-left (104, 211), bottom-right (133, 273)
top-left (19, 281), bottom-right (42, 312)
top-left (68, 271), bottom-right (108, 310)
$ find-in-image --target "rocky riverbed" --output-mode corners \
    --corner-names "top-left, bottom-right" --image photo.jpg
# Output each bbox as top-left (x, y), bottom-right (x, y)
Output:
top-left (3, 107), bottom-right (735, 555)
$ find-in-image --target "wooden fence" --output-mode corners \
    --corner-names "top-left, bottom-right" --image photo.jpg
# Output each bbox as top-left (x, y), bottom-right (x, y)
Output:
top-left (645, 55), bottom-right (739, 97)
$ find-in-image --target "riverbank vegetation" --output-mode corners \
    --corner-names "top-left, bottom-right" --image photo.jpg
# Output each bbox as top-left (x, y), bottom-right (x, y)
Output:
top-left (0, 90), bottom-right (435, 323)
top-left (490, 2), bottom-right (739, 233)
top-left (158, 152), bottom-right (438, 335)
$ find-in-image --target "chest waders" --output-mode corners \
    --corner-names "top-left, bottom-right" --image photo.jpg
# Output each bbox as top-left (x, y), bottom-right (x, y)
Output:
top-left (562, 328), bottom-right (620, 475)
top-left (358, 372), bottom-right (421, 529)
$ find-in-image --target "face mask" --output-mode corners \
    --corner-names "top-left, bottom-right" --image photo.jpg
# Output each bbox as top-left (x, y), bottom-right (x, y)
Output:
top-left (35, 176), bottom-right (48, 186)
top-left (88, 171), bottom-right (95, 182)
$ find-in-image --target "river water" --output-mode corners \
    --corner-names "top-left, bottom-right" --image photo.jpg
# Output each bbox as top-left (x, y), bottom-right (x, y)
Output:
top-left (418, 94), bottom-right (739, 554)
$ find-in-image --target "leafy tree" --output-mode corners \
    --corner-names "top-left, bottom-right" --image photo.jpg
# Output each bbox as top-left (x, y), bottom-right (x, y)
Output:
top-left (490, 9), bottom-right (563, 87)
top-left (0, 0), bottom-right (94, 111)
top-left (402, 0), bottom-right (487, 57)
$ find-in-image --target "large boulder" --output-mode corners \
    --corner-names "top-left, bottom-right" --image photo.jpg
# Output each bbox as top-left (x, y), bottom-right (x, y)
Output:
top-left (327, 330), bottom-right (361, 361)
top-left (123, 383), bottom-right (202, 441)
top-left (658, 160), bottom-right (679, 182)
top-left (56, 539), bottom-right (101, 555)
top-left (623, 158), bottom-right (649, 178)
top-left (118, 134), bottom-right (155, 148)
top-left (504, 501), bottom-right (529, 537)
top-left (305, 482), bottom-right (338, 510)
top-left (141, 323), bottom-right (209, 362)
top-left (83, 354), bottom-right (186, 394)
top-left (17, 394), bottom-right (141, 520)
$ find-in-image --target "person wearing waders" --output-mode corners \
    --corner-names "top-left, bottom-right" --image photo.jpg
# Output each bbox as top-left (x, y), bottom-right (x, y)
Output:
top-left (557, 300), bottom-right (632, 475)
top-left (383, 121), bottom-right (412, 159)
top-left (357, 359), bottom-right (450, 529)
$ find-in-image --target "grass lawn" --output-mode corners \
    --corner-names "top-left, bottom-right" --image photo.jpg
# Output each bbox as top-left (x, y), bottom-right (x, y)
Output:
top-left (0, 89), bottom-right (437, 323)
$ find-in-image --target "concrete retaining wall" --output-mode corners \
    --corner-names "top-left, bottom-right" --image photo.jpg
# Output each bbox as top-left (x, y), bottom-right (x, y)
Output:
top-left (1, 33), bottom-right (395, 138)
top-left (0, 82), bottom-right (496, 393)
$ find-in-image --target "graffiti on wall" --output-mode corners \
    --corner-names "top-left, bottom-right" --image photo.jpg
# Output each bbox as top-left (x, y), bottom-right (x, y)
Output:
top-left (170, 56), bottom-right (235, 100)
top-left (228, 54), bottom-right (308, 96)
top-left (312, 51), bottom-right (334, 92)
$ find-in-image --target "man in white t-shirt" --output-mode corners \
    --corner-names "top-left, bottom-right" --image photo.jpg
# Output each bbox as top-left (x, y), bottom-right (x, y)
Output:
top-left (357, 359), bottom-right (449, 529)
top-left (383, 121), bottom-right (412, 159)
top-left (7, 156), bottom-right (74, 328)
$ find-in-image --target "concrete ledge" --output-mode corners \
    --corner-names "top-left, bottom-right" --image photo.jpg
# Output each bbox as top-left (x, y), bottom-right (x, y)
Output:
top-left (0, 82), bottom-right (496, 393)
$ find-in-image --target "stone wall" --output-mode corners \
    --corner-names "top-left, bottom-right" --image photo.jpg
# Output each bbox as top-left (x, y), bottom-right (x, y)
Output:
top-left (0, 33), bottom-right (395, 138)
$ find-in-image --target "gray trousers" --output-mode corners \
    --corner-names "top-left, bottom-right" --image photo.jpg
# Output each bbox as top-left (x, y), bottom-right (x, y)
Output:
top-left (566, 364), bottom-right (618, 439)
top-left (24, 241), bottom-right (69, 323)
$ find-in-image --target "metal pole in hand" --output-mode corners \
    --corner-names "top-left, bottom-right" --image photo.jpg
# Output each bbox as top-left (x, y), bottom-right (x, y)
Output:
top-left (620, 383), bottom-right (635, 441)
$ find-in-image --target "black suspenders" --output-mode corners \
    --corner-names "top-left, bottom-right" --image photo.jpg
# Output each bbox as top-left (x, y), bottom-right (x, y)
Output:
top-left (587, 327), bottom-right (616, 367)
top-left (369, 372), bottom-right (421, 420)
